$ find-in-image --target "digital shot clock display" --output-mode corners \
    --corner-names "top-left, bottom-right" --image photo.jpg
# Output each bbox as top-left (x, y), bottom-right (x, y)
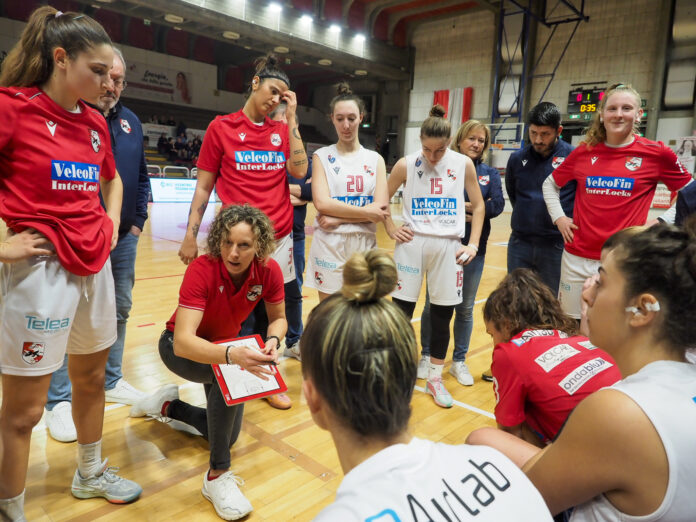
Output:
top-left (567, 87), bottom-right (605, 114)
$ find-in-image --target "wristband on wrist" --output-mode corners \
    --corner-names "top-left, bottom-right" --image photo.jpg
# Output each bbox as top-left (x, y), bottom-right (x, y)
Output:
top-left (468, 243), bottom-right (479, 252)
top-left (265, 335), bottom-right (280, 347)
top-left (225, 345), bottom-right (232, 365)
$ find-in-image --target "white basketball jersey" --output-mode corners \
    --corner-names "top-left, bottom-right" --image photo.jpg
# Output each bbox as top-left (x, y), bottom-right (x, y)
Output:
top-left (401, 148), bottom-right (468, 238)
top-left (315, 144), bottom-right (380, 234)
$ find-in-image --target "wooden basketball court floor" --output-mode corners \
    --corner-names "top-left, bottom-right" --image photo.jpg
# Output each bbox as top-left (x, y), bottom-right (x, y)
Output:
top-left (3, 201), bottom-right (514, 521)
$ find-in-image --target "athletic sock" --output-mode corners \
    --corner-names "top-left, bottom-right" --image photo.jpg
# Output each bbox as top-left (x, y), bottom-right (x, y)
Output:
top-left (77, 439), bottom-right (102, 478)
top-left (0, 490), bottom-right (25, 521)
top-left (427, 362), bottom-right (444, 379)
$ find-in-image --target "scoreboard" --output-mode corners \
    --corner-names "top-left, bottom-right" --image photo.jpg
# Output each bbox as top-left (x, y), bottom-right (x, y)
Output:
top-left (567, 87), bottom-right (605, 115)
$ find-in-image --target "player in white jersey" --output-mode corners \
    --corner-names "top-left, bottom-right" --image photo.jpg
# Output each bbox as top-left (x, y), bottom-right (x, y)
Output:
top-left (385, 105), bottom-right (485, 408)
top-left (467, 222), bottom-right (696, 521)
top-left (306, 82), bottom-right (389, 300)
top-left (301, 250), bottom-right (552, 522)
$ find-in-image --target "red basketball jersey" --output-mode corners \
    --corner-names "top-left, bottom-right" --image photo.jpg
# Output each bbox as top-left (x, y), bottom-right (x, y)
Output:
top-left (197, 110), bottom-right (292, 238)
top-left (552, 137), bottom-right (690, 259)
top-left (0, 87), bottom-right (116, 275)
top-left (492, 329), bottom-right (621, 442)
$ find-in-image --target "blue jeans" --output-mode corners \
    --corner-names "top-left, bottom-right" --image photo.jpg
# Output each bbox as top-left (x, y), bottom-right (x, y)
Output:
top-left (46, 232), bottom-right (139, 410)
top-left (507, 232), bottom-right (564, 294)
top-left (420, 254), bottom-right (485, 361)
top-left (285, 238), bottom-right (305, 346)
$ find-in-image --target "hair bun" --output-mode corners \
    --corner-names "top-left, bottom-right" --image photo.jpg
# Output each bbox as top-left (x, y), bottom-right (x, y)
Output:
top-left (341, 250), bottom-right (398, 303)
top-left (336, 82), bottom-right (352, 96)
top-left (429, 104), bottom-right (446, 118)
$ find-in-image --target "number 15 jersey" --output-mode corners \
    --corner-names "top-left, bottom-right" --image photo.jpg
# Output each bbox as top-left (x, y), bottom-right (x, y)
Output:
top-left (402, 148), bottom-right (468, 238)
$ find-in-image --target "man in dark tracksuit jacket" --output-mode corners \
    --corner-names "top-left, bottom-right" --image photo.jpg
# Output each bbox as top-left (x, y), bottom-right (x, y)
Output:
top-left (284, 160), bottom-right (312, 356)
top-left (505, 102), bottom-right (575, 293)
top-left (45, 49), bottom-right (151, 442)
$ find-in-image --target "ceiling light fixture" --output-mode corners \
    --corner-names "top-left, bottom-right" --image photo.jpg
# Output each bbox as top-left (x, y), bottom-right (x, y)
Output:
top-left (300, 14), bottom-right (313, 23)
top-left (274, 46), bottom-right (289, 54)
top-left (355, 69), bottom-right (368, 76)
top-left (355, 33), bottom-right (366, 42)
top-left (268, 2), bottom-right (282, 13)
top-left (329, 24), bottom-right (341, 33)
top-left (222, 31), bottom-right (241, 40)
top-left (164, 14), bottom-right (184, 24)
top-left (318, 58), bottom-right (332, 66)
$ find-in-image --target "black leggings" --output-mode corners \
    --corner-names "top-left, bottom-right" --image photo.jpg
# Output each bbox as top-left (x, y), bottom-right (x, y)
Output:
top-left (393, 298), bottom-right (454, 360)
top-left (158, 330), bottom-right (244, 470)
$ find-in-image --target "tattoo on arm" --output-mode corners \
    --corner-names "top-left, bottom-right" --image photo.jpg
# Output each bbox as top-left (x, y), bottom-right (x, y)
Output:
top-left (191, 224), bottom-right (200, 238)
top-left (292, 159), bottom-right (308, 167)
top-left (293, 148), bottom-right (305, 155)
top-left (197, 202), bottom-right (207, 217)
top-left (292, 126), bottom-right (301, 140)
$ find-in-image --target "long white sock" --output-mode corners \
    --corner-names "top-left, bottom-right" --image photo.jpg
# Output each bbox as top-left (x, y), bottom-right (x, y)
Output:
top-left (427, 362), bottom-right (444, 379)
top-left (0, 489), bottom-right (25, 521)
top-left (77, 439), bottom-right (102, 478)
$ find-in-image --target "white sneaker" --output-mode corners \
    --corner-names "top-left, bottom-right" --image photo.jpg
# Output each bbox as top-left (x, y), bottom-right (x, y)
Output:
top-left (105, 379), bottom-right (147, 405)
top-left (129, 384), bottom-right (179, 418)
top-left (284, 341), bottom-right (301, 361)
top-left (449, 361), bottom-right (474, 386)
top-left (45, 401), bottom-right (77, 442)
top-left (202, 470), bottom-right (253, 521)
top-left (416, 355), bottom-right (429, 380)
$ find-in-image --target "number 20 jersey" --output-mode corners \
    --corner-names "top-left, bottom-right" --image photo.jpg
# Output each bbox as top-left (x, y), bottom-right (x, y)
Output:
top-left (402, 148), bottom-right (468, 238)
top-left (314, 144), bottom-right (380, 234)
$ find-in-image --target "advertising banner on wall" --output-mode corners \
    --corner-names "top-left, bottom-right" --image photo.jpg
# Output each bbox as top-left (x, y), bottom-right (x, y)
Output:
top-left (126, 61), bottom-right (193, 105)
top-left (150, 178), bottom-right (217, 203)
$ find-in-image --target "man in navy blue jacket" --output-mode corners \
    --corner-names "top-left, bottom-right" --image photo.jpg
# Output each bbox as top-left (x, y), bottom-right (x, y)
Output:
top-left (505, 102), bottom-right (575, 293)
top-left (45, 48), bottom-right (151, 442)
top-left (284, 159), bottom-right (312, 358)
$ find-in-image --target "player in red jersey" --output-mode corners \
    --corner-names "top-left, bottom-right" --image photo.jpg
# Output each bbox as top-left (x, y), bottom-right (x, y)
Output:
top-left (0, 7), bottom-right (141, 521)
top-left (468, 222), bottom-right (696, 521)
top-left (178, 55), bottom-right (306, 410)
top-left (478, 269), bottom-right (620, 445)
top-left (130, 205), bottom-right (285, 520)
top-left (178, 53), bottom-right (308, 275)
top-left (543, 83), bottom-right (692, 318)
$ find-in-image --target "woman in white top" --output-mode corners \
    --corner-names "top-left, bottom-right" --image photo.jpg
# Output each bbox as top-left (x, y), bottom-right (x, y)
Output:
top-left (302, 250), bottom-right (552, 522)
top-left (306, 82), bottom-right (389, 301)
top-left (468, 221), bottom-right (696, 521)
top-left (386, 105), bottom-right (485, 408)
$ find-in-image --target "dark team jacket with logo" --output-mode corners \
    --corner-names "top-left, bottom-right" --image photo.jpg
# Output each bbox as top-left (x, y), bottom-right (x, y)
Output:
top-left (104, 102), bottom-right (150, 239)
top-left (505, 139), bottom-right (576, 243)
top-left (552, 136), bottom-right (691, 259)
top-left (288, 158), bottom-right (313, 242)
top-left (0, 87), bottom-right (116, 276)
top-left (166, 255), bottom-right (284, 342)
top-left (463, 160), bottom-right (505, 257)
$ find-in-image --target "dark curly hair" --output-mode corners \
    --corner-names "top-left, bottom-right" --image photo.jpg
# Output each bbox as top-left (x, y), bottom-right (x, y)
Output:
top-left (612, 217), bottom-right (696, 353)
top-left (483, 268), bottom-right (578, 339)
